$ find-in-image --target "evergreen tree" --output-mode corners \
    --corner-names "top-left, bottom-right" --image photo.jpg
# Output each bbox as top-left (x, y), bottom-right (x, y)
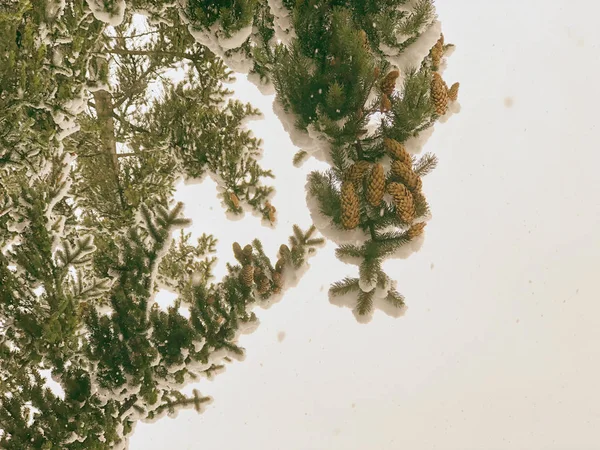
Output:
top-left (1, 0), bottom-right (458, 446)
top-left (1, 1), bottom-right (322, 448)
top-left (181, 0), bottom-right (460, 319)
top-left (268, 1), bottom-right (459, 320)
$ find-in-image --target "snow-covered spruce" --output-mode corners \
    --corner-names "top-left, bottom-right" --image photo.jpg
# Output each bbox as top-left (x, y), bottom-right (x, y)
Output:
top-left (261, 1), bottom-right (459, 319)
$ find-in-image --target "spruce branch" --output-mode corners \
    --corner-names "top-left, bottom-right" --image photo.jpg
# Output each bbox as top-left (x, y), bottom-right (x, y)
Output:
top-left (336, 244), bottom-right (365, 260)
top-left (397, 0), bottom-right (435, 37)
top-left (293, 150), bottom-right (308, 166)
top-left (72, 276), bottom-right (113, 301)
top-left (330, 277), bottom-right (361, 296)
top-left (55, 235), bottom-right (97, 268)
top-left (385, 289), bottom-right (405, 309)
top-left (359, 257), bottom-right (381, 290)
top-left (266, 1), bottom-right (457, 318)
top-left (356, 289), bottom-right (375, 316)
top-left (414, 152), bottom-right (438, 177)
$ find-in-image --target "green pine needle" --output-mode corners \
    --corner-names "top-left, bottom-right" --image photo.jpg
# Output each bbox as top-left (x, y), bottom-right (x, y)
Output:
top-left (330, 277), bottom-right (360, 296)
top-left (385, 289), bottom-right (405, 308)
top-left (293, 150), bottom-right (308, 166)
top-left (413, 153), bottom-right (438, 177)
top-left (356, 289), bottom-right (375, 316)
top-left (336, 244), bottom-right (365, 259)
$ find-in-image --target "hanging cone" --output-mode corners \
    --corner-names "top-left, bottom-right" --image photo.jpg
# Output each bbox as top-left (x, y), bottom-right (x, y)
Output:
top-left (272, 271), bottom-right (283, 293)
top-left (229, 192), bottom-right (240, 209)
top-left (345, 160), bottom-right (371, 188)
top-left (240, 264), bottom-right (254, 287)
top-left (391, 160), bottom-right (422, 193)
top-left (359, 29), bottom-right (367, 44)
top-left (380, 94), bottom-right (392, 112)
top-left (253, 267), bottom-right (264, 284)
top-left (383, 138), bottom-right (411, 165)
top-left (340, 181), bottom-right (360, 229)
top-left (359, 29), bottom-right (370, 51)
top-left (380, 70), bottom-right (399, 95)
top-left (431, 72), bottom-right (449, 116)
top-left (431, 39), bottom-right (443, 69)
top-left (265, 201), bottom-right (276, 222)
top-left (366, 163), bottom-right (385, 206)
top-left (387, 182), bottom-right (415, 223)
top-left (406, 222), bottom-right (426, 239)
top-left (448, 82), bottom-right (460, 102)
top-left (275, 257), bottom-right (285, 273)
top-left (279, 244), bottom-right (291, 260)
top-left (257, 274), bottom-right (271, 294)
top-left (232, 242), bottom-right (244, 262)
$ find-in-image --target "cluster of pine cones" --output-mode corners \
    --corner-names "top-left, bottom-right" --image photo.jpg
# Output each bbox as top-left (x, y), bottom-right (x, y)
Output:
top-left (340, 137), bottom-right (426, 239)
top-left (232, 242), bottom-right (286, 295)
top-left (429, 34), bottom-right (460, 116)
top-left (377, 37), bottom-right (459, 118)
top-left (336, 34), bottom-right (459, 242)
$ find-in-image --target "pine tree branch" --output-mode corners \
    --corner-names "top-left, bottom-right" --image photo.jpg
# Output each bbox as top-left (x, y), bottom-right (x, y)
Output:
top-left (356, 289), bottom-right (375, 316)
top-left (118, 395), bottom-right (138, 418)
top-left (112, 111), bottom-right (151, 135)
top-left (368, 222), bottom-right (377, 241)
top-left (414, 153), bottom-right (438, 177)
top-left (330, 277), bottom-right (360, 296)
top-left (99, 48), bottom-right (205, 61)
top-left (111, 61), bottom-right (162, 109)
top-left (105, 30), bottom-right (160, 39)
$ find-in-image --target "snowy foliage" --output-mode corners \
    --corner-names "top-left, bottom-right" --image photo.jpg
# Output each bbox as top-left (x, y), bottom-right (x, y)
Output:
top-left (85, 0), bottom-right (127, 26)
top-left (1, 0), bottom-right (458, 447)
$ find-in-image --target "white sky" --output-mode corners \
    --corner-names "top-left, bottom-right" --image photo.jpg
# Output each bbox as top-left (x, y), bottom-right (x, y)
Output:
top-left (130, 1), bottom-right (600, 449)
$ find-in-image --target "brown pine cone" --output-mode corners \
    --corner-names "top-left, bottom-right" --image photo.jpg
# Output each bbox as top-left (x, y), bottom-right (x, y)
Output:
top-left (257, 275), bottom-right (271, 294)
top-left (229, 192), bottom-right (240, 209)
top-left (340, 181), bottom-right (360, 229)
top-left (265, 201), bottom-right (276, 222)
top-left (431, 40), bottom-right (443, 68)
top-left (380, 94), bottom-right (392, 112)
top-left (381, 70), bottom-right (400, 96)
top-left (406, 222), bottom-right (426, 239)
top-left (272, 271), bottom-right (283, 289)
top-left (253, 267), bottom-right (264, 283)
top-left (387, 182), bottom-right (415, 223)
top-left (366, 163), bottom-right (385, 206)
top-left (383, 138), bottom-right (411, 165)
top-left (243, 244), bottom-right (253, 260)
top-left (431, 72), bottom-right (449, 116)
top-left (448, 82), bottom-right (460, 102)
top-left (391, 160), bottom-right (422, 193)
top-left (279, 244), bottom-right (291, 260)
top-left (275, 257), bottom-right (285, 273)
top-left (359, 29), bottom-right (369, 50)
top-left (232, 242), bottom-right (244, 262)
top-left (345, 160), bottom-right (371, 187)
top-left (241, 264), bottom-right (254, 287)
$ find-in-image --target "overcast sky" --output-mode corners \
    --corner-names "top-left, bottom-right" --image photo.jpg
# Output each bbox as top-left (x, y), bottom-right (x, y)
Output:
top-left (131, 1), bottom-right (600, 448)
